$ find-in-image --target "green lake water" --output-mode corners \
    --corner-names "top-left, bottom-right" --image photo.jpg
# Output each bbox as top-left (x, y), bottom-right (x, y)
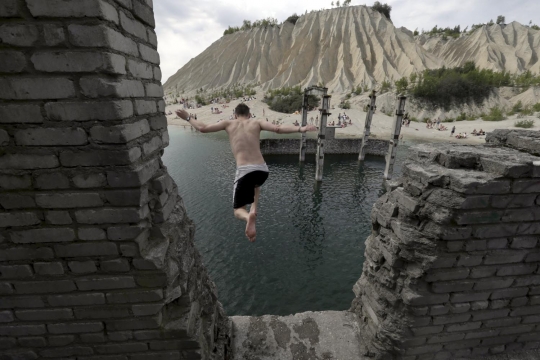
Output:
top-left (162, 126), bottom-right (409, 316)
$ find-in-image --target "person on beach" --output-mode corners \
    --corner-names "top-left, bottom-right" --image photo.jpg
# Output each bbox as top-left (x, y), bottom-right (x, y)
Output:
top-left (450, 126), bottom-right (455, 137)
top-left (175, 104), bottom-right (317, 242)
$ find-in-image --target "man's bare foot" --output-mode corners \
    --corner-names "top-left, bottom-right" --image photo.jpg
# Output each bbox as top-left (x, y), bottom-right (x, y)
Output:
top-left (245, 213), bottom-right (257, 242)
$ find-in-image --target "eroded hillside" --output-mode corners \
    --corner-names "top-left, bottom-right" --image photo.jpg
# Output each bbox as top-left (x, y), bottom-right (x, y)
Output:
top-left (164, 6), bottom-right (540, 94)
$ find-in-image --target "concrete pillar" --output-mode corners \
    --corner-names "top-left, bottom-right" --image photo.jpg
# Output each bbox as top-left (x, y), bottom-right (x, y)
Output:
top-left (359, 91), bottom-right (377, 161)
top-left (351, 134), bottom-right (540, 359)
top-left (315, 94), bottom-right (331, 182)
top-left (0, 1), bottom-right (229, 359)
top-left (299, 92), bottom-right (309, 162)
top-left (383, 95), bottom-right (406, 180)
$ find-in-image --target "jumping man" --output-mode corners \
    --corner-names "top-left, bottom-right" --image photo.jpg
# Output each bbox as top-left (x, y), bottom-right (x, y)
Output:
top-left (176, 104), bottom-right (317, 242)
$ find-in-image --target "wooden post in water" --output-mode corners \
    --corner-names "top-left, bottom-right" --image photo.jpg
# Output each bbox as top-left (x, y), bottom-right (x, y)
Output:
top-left (315, 93), bottom-right (331, 182)
top-left (299, 91), bottom-right (309, 162)
top-left (359, 90), bottom-right (377, 161)
top-left (384, 95), bottom-right (407, 180)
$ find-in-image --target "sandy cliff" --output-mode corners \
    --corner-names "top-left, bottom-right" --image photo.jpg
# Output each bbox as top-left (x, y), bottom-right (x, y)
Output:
top-left (417, 21), bottom-right (540, 74)
top-left (164, 6), bottom-right (442, 93)
top-left (164, 6), bottom-right (540, 94)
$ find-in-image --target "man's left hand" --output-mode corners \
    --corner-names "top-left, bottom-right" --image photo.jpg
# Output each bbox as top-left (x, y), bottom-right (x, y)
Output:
top-left (175, 109), bottom-right (190, 121)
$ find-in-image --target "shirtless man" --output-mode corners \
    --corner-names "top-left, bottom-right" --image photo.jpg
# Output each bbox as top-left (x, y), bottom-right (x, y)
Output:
top-left (175, 104), bottom-right (317, 242)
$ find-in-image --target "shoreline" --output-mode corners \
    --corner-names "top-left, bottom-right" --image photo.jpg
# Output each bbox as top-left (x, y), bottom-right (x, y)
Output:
top-left (165, 92), bottom-right (539, 146)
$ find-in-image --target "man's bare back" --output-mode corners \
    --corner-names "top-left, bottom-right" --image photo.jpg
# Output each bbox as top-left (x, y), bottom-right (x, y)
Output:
top-left (175, 104), bottom-right (316, 242)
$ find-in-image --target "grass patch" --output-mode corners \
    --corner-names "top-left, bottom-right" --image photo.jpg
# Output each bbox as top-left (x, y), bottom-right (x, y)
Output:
top-left (515, 119), bottom-right (535, 128)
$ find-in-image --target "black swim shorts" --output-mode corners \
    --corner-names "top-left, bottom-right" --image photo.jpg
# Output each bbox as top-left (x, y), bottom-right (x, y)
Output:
top-left (233, 170), bottom-right (269, 209)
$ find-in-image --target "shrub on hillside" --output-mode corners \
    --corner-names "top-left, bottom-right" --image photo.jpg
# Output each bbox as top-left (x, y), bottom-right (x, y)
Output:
top-left (264, 86), bottom-right (320, 114)
top-left (482, 106), bottom-right (506, 121)
top-left (515, 119), bottom-right (534, 128)
top-left (395, 77), bottom-right (408, 94)
top-left (285, 14), bottom-right (300, 25)
top-left (195, 95), bottom-right (207, 106)
top-left (339, 101), bottom-right (351, 109)
top-left (515, 71), bottom-right (540, 88)
top-left (380, 80), bottom-right (392, 93)
top-left (224, 17), bottom-right (279, 35)
top-left (423, 25), bottom-right (461, 39)
top-left (533, 103), bottom-right (540, 112)
top-left (521, 107), bottom-right (534, 116)
top-left (371, 1), bottom-right (392, 21)
top-left (507, 100), bottom-right (523, 115)
top-left (456, 112), bottom-right (467, 121)
top-left (353, 85), bottom-right (363, 95)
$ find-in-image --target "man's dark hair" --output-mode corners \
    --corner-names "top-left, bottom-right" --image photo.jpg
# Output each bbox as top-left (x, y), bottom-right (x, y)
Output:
top-left (235, 103), bottom-right (250, 117)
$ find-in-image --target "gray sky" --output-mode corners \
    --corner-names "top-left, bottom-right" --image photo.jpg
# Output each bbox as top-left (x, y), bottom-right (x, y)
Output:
top-left (154, 0), bottom-right (540, 83)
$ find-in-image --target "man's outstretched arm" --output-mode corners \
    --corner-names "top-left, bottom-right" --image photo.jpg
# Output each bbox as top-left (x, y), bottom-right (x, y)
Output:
top-left (175, 109), bottom-right (228, 133)
top-left (259, 120), bottom-right (317, 134)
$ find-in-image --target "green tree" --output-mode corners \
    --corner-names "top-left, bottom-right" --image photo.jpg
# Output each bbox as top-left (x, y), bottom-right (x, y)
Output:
top-left (285, 14), bottom-right (300, 25)
top-left (395, 77), bottom-right (409, 94)
top-left (371, 1), bottom-right (392, 21)
top-left (496, 15), bottom-right (505, 24)
top-left (336, 0), bottom-right (340, 6)
top-left (241, 20), bottom-right (252, 30)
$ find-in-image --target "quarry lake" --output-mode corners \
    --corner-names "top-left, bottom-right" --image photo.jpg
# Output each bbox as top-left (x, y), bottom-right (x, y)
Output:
top-left (163, 126), bottom-right (408, 316)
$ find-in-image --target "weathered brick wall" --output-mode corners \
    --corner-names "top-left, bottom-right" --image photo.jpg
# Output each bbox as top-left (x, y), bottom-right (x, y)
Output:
top-left (351, 138), bottom-right (540, 359)
top-left (0, 1), bottom-right (229, 359)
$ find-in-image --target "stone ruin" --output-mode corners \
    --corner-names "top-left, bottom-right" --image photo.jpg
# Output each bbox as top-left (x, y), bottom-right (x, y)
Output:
top-left (352, 129), bottom-right (540, 359)
top-left (1, 1), bottom-right (540, 359)
top-left (0, 1), bottom-right (229, 359)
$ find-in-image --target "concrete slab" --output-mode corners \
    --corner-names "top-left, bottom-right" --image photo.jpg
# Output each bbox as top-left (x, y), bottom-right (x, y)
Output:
top-left (231, 310), bottom-right (367, 360)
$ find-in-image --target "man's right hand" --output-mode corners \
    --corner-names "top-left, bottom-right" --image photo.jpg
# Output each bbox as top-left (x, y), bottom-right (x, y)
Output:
top-left (304, 125), bottom-right (318, 132)
top-left (175, 109), bottom-right (190, 121)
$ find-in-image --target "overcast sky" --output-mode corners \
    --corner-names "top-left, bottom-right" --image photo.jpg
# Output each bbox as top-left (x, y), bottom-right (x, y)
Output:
top-left (154, 0), bottom-right (540, 83)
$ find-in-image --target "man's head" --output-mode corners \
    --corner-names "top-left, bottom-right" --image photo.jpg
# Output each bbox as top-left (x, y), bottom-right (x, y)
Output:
top-left (234, 103), bottom-right (250, 119)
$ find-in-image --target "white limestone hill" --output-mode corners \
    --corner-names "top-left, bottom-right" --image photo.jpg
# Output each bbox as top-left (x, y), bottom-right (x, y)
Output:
top-left (510, 86), bottom-right (540, 107)
top-left (164, 6), bottom-right (443, 93)
top-left (417, 22), bottom-right (540, 73)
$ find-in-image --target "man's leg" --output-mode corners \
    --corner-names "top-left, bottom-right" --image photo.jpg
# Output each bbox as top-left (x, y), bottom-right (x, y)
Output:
top-left (234, 206), bottom-right (256, 242)
top-left (250, 186), bottom-right (261, 216)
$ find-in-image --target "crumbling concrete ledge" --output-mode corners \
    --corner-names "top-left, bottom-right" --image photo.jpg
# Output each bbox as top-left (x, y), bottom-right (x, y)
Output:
top-left (231, 311), bottom-right (364, 359)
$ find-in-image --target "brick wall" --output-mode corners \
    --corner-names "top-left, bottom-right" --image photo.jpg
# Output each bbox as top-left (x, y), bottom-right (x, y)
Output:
top-left (351, 137), bottom-right (540, 359)
top-left (0, 1), bottom-right (229, 359)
